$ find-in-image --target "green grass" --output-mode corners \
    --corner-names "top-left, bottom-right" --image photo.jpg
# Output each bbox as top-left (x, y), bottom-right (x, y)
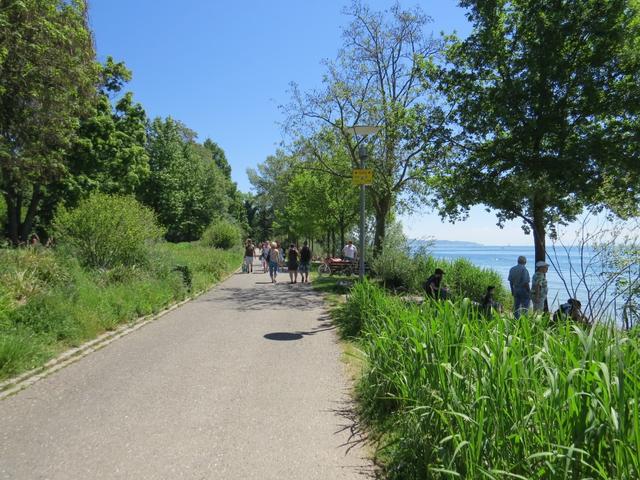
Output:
top-left (337, 281), bottom-right (640, 480)
top-left (0, 243), bottom-right (242, 381)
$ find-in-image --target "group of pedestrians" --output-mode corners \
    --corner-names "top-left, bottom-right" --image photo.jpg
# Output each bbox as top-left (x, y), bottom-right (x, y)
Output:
top-left (508, 256), bottom-right (585, 322)
top-left (244, 239), bottom-right (312, 284)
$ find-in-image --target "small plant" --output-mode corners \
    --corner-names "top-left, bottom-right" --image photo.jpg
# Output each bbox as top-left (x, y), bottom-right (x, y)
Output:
top-left (200, 218), bottom-right (242, 250)
top-left (172, 265), bottom-right (193, 291)
top-left (53, 193), bottom-right (164, 269)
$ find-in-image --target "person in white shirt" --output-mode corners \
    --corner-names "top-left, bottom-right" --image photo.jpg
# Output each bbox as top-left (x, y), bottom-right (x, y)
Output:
top-left (342, 240), bottom-right (358, 262)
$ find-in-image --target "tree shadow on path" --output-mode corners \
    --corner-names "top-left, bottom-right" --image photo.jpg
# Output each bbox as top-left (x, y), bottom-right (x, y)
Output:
top-left (206, 284), bottom-right (325, 312)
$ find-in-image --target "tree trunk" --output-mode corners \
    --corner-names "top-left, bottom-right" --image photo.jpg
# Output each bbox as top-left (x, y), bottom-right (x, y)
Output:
top-left (20, 184), bottom-right (41, 242)
top-left (373, 195), bottom-right (392, 256)
top-left (5, 191), bottom-right (20, 245)
top-left (531, 199), bottom-right (546, 263)
top-left (339, 224), bottom-right (345, 253)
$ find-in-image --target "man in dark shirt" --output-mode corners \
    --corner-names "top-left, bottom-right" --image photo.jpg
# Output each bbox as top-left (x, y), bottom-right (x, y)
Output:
top-left (244, 239), bottom-right (254, 273)
top-left (424, 268), bottom-right (447, 300)
top-left (299, 241), bottom-right (312, 283)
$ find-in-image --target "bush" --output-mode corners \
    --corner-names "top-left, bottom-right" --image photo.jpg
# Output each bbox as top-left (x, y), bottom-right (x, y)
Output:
top-left (372, 244), bottom-right (510, 306)
top-left (0, 247), bottom-right (69, 304)
top-left (200, 219), bottom-right (242, 250)
top-left (53, 193), bottom-right (164, 269)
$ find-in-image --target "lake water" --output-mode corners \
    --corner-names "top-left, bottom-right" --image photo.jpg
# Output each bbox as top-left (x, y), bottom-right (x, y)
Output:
top-left (420, 243), bottom-right (602, 311)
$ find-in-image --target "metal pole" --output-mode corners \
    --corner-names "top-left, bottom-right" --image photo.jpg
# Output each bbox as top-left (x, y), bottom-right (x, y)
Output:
top-left (358, 145), bottom-right (366, 281)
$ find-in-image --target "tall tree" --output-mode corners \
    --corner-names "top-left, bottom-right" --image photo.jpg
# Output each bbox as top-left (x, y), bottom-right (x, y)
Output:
top-left (287, 1), bottom-right (449, 253)
top-left (247, 149), bottom-right (297, 239)
top-left (203, 139), bottom-right (232, 180)
top-left (434, 0), bottom-right (640, 262)
top-left (62, 59), bottom-right (149, 202)
top-left (142, 118), bottom-right (228, 242)
top-left (0, 0), bottom-right (98, 243)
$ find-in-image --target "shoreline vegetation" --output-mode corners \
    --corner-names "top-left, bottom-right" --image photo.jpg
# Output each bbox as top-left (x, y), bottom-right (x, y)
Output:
top-left (315, 273), bottom-right (639, 480)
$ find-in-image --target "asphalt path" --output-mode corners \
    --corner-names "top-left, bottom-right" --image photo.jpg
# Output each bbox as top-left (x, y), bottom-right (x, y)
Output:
top-left (0, 260), bottom-right (372, 479)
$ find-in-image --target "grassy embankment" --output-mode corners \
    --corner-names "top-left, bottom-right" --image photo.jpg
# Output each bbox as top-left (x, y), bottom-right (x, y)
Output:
top-left (326, 274), bottom-right (639, 479)
top-left (314, 254), bottom-right (639, 479)
top-left (0, 243), bottom-right (241, 381)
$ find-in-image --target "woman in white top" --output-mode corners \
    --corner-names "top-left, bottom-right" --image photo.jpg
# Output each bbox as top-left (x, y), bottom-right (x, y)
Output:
top-left (268, 242), bottom-right (281, 283)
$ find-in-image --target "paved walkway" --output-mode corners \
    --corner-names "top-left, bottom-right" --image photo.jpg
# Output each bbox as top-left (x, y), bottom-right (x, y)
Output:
top-left (0, 261), bottom-right (372, 479)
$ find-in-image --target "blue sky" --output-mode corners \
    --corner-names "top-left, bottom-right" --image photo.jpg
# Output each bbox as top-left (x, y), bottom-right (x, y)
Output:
top-left (89, 1), bottom-right (538, 245)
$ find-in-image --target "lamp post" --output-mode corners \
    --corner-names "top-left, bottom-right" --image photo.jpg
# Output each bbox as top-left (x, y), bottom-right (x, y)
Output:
top-left (357, 144), bottom-right (367, 281)
top-left (347, 125), bottom-right (380, 281)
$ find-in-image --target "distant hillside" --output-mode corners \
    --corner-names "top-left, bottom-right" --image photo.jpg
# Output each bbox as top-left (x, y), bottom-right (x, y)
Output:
top-left (409, 239), bottom-right (483, 248)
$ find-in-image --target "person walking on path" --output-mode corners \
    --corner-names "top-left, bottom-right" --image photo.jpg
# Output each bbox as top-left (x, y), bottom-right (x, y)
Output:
top-left (342, 240), bottom-right (357, 263)
top-left (268, 241), bottom-right (281, 283)
top-left (261, 241), bottom-right (270, 273)
top-left (508, 256), bottom-right (530, 318)
top-left (244, 239), bottom-right (254, 273)
top-left (299, 241), bottom-right (312, 283)
top-left (532, 260), bottom-right (549, 313)
top-left (287, 244), bottom-right (299, 284)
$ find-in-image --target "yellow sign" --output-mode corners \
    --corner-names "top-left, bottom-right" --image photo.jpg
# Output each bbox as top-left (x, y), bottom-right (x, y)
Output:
top-left (352, 169), bottom-right (373, 185)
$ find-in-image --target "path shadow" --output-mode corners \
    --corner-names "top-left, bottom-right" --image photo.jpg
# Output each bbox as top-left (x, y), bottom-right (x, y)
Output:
top-left (209, 284), bottom-right (325, 312)
top-left (263, 332), bottom-right (304, 341)
top-left (263, 321), bottom-right (336, 341)
top-left (329, 399), bottom-right (380, 478)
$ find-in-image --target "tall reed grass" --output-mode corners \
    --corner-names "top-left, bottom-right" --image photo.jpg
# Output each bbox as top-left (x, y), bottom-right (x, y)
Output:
top-left (344, 281), bottom-right (639, 479)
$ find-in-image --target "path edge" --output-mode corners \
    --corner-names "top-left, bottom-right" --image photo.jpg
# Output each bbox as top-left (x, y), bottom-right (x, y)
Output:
top-left (0, 267), bottom-right (242, 400)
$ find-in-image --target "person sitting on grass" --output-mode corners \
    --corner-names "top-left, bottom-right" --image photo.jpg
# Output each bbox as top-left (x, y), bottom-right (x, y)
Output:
top-left (480, 286), bottom-right (503, 316)
top-left (553, 298), bottom-right (589, 325)
top-left (423, 268), bottom-right (448, 300)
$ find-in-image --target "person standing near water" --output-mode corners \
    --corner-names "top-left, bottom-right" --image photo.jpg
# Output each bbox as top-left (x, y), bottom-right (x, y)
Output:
top-left (508, 256), bottom-right (530, 318)
top-left (532, 260), bottom-right (549, 313)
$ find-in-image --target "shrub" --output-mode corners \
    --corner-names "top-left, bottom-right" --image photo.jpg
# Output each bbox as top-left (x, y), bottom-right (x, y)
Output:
top-left (0, 248), bottom-right (69, 305)
top-left (201, 219), bottom-right (242, 250)
top-left (371, 243), bottom-right (510, 306)
top-left (53, 193), bottom-right (164, 269)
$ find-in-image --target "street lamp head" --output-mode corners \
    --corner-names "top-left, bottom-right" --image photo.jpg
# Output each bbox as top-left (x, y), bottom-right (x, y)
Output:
top-left (349, 125), bottom-right (381, 136)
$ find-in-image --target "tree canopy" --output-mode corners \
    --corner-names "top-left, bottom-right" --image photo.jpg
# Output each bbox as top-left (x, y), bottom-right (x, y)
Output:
top-left (0, 0), bottom-right (98, 243)
top-left (433, 0), bottom-right (640, 261)
top-left (286, 1), bottom-right (450, 253)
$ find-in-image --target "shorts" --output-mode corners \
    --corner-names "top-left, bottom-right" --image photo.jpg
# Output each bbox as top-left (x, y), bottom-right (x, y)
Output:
top-left (298, 262), bottom-right (310, 273)
top-left (244, 256), bottom-right (253, 266)
top-left (269, 261), bottom-right (279, 276)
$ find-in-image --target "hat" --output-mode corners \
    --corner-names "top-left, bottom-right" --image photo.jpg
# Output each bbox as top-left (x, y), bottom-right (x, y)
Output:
top-left (535, 261), bottom-right (548, 268)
